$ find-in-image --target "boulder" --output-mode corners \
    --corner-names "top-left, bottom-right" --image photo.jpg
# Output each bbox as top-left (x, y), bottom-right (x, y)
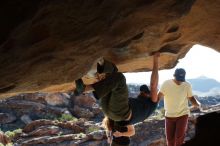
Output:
top-left (72, 105), bottom-right (95, 119)
top-left (45, 93), bottom-right (70, 106)
top-left (0, 131), bottom-right (10, 145)
top-left (0, 113), bottom-right (16, 124)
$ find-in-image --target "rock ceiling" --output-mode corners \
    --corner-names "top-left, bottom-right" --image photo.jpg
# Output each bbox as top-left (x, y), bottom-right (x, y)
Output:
top-left (0, 0), bottom-right (220, 98)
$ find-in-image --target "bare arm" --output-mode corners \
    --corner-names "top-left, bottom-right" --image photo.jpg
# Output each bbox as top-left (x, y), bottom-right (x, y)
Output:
top-left (157, 92), bottom-right (164, 101)
top-left (150, 53), bottom-right (160, 103)
top-left (113, 125), bottom-right (135, 137)
top-left (188, 96), bottom-right (201, 108)
top-left (106, 130), bottom-right (113, 144)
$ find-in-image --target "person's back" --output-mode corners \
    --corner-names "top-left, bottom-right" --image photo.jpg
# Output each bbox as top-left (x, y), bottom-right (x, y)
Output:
top-left (129, 84), bottom-right (158, 124)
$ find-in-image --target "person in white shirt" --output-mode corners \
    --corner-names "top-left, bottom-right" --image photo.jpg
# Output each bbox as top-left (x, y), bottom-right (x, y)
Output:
top-left (158, 68), bottom-right (201, 146)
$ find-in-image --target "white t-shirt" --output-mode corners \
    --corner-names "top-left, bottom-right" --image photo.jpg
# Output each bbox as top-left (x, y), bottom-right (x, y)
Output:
top-left (160, 79), bottom-right (193, 117)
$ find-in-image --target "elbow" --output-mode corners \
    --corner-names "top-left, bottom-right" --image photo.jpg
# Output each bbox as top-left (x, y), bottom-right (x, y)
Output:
top-left (131, 130), bottom-right (135, 136)
top-left (150, 92), bottom-right (159, 103)
top-left (127, 125), bottom-right (135, 137)
top-left (130, 127), bottom-right (135, 136)
top-left (128, 130), bottom-right (135, 137)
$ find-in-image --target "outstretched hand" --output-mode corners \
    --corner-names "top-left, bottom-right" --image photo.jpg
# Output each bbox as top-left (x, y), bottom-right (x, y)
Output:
top-left (153, 52), bottom-right (160, 58)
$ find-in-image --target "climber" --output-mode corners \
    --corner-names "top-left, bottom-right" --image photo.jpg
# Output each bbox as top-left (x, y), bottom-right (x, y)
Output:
top-left (74, 52), bottom-right (160, 124)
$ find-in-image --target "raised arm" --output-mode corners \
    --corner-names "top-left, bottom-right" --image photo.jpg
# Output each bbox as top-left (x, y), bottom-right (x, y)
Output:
top-left (150, 52), bottom-right (160, 103)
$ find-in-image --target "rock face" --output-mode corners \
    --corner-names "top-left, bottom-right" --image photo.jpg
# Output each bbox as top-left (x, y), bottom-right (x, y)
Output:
top-left (0, 93), bottom-right (102, 131)
top-left (1, 0), bottom-right (220, 97)
top-left (183, 111), bottom-right (220, 146)
top-left (0, 131), bottom-right (10, 145)
top-left (0, 113), bottom-right (16, 124)
top-left (1, 92), bottom-right (220, 145)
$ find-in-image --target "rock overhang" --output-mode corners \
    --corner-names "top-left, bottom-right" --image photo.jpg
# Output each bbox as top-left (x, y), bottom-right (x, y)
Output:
top-left (0, 0), bottom-right (220, 97)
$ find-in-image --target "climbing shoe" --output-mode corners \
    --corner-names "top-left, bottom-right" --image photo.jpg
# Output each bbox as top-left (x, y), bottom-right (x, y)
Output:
top-left (74, 78), bottom-right (85, 96)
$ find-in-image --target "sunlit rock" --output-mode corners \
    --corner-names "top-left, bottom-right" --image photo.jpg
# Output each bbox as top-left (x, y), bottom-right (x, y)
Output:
top-left (0, 0), bottom-right (220, 97)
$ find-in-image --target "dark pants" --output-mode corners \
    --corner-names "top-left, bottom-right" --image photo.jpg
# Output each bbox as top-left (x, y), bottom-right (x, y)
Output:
top-left (165, 114), bottom-right (189, 146)
top-left (111, 141), bottom-right (129, 146)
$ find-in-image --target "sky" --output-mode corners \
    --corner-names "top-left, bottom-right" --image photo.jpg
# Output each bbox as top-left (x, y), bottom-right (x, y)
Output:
top-left (124, 45), bottom-right (220, 85)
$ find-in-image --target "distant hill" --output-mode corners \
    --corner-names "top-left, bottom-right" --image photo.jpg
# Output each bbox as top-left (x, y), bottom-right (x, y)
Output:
top-left (128, 76), bottom-right (220, 95)
top-left (187, 76), bottom-right (220, 94)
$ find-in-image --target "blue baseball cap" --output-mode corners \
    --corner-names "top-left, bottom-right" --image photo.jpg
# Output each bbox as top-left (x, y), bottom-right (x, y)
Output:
top-left (174, 68), bottom-right (186, 82)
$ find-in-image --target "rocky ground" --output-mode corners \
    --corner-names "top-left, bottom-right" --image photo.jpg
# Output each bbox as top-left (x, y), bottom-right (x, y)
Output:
top-left (0, 93), bottom-right (220, 146)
